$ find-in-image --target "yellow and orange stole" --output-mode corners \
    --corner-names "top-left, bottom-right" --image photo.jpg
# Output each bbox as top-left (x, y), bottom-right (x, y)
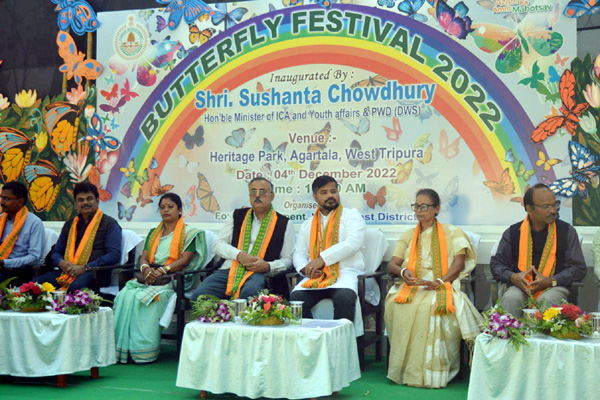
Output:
top-left (146, 217), bottom-right (186, 265)
top-left (0, 207), bottom-right (29, 261)
top-left (226, 207), bottom-right (278, 299)
top-left (518, 216), bottom-right (557, 299)
top-left (58, 208), bottom-right (104, 290)
top-left (301, 205), bottom-right (343, 289)
top-left (0, 207), bottom-right (29, 260)
top-left (394, 220), bottom-right (456, 315)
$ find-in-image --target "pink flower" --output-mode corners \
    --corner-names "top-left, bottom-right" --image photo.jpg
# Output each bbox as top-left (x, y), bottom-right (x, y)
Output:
top-left (584, 84), bottom-right (600, 108)
top-left (594, 54), bottom-right (600, 78)
top-left (95, 150), bottom-right (118, 174)
top-left (277, 303), bottom-right (286, 310)
top-left (66, 85), bottom-right (87, 105)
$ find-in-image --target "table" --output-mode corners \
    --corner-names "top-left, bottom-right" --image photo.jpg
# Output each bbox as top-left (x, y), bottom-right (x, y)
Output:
top-left (0, 307), bottom-right (116, 386)
top-left (176, 319), bottom-right (361, 399)
top-left (468, 333), bottom-right (600, 400)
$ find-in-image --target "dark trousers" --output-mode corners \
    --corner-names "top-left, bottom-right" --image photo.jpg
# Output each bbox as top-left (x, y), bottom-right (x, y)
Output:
top-left (290, 288), bottom-right (357, 322)
top-left (191, 269), bottom-right (266, 301)
top-left (35, 270), bottom-right (94, 292)
top-left (0, 266), bottom-right (35, 286)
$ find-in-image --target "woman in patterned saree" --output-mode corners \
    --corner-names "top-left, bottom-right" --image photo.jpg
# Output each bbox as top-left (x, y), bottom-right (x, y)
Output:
top-left (114, 193), bottom-right (207, 363)
top-left (384, 188), bottom-right (482, 388)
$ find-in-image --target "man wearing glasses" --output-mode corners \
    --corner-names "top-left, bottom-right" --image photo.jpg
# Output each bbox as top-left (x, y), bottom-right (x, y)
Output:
top-left (192, 177), bottom-right (295, 300)
top-left (491, 183), bottom-right (586, 316)
top-left (0, 181), bottom-right (45, 284)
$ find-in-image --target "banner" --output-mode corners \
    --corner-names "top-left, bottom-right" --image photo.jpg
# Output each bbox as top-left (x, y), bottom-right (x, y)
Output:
top-left (95, 1), bottom-right (580, 225)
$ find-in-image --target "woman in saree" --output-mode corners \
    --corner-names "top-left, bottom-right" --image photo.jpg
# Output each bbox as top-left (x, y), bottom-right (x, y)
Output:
top-left (384, 188), bottom-right (483, 388)
top-left (114, 193), bottom-right (207, 363)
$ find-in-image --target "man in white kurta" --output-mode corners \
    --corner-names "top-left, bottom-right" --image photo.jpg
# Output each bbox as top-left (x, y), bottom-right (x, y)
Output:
top-left (290, 175), bottom-right (366, 322)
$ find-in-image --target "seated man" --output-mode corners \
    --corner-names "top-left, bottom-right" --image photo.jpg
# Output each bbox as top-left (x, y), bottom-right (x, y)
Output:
top-left (491, 183), bottom-right (586, 316)
top-left (290, 175), bottom-right (366, 322)
top-left (192, 177), bottom-right (295, 300)
top-left (36, 182), bottom-right (122, 291)
top-left (0, 181), bottom-right (45, 284)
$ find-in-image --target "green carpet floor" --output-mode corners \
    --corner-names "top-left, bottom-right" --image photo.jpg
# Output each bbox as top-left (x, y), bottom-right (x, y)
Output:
top-left (1, 346), bottom-right (469, 400)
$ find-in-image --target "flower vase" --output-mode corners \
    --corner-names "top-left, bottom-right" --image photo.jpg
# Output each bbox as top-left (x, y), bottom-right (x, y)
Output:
top-left (20, 305), bottom-right (47, 313)
top-left (258, 316), bottom-right (284, 326)
top-left (550, 331), bottom-right (582, 340)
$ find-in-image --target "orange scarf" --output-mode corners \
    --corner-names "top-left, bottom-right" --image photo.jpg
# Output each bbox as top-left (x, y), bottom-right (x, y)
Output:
top-left (518, 216), bottom-right (557, 299)
top-left (302, 205), bottom-right (343, 289)
top-left (147, 217), bottom-right (186, 266)
top-left (0, 207), bottom-right (28, 260)
top-left (226, 208), bottom-right (278, 299)
top-left (58, 208), bottom-right (103, 290)
top-left (394, 220), bottom-right (455, 315)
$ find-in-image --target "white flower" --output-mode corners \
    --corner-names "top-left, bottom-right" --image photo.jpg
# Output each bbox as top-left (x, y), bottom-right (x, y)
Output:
top-left (584, 84), bottom-right (600, 108)
top-left (580, 112), bottom-right (598, 135)
top-left (0, 93), bottom-right (9, 110)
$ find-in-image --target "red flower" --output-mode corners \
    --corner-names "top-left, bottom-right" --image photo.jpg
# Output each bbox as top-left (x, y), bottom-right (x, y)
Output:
top-left (20, 282), bottom-right (35, 293)
top-left (584, 313), bottom-right (592, 321)
top-left (535, 311), bottom-right (542, 320)
top-left (31, 285), bottom-right (42, 295)
top-left (560, 304), bottom-right (581, 321)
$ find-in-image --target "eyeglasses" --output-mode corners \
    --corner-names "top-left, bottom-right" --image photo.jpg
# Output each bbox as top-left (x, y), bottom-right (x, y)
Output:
top-left (411, 203), bottom-right (435, 212)
top-left (532, 201), bottom-right (560, 211)
top-left (249, 189), bottom-right (270, 197)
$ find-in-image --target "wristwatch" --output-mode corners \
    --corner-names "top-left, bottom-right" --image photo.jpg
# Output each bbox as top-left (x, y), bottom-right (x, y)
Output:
top-left (551, 279), bottom-right (557, 287)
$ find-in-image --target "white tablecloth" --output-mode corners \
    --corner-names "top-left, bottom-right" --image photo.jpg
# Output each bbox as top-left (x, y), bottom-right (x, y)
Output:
top-left (176, 318), bottom-right (361, 399)
top-left (0, 307), bottom-right (116, 377)
top-left (468, 333), bottom-right (600, 400)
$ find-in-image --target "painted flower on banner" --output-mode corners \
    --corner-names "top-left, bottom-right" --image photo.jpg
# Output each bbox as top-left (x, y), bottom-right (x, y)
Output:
top-left (584, 83), bottom-right (600, 108)
top-left (63, 141), bottom-right (92, 183)
top-left (35, 131), bottom-right (49, 152)
top-left (66, 85), bottom-right (87, 105)
top-left (51, 0), bottom-right (100, 35)
top-left (594, 54), bottom-right (600, 78)
top-left (15, 89), bottom-right (37, 108)
top-left (0, 94), bottom-right (9, 110)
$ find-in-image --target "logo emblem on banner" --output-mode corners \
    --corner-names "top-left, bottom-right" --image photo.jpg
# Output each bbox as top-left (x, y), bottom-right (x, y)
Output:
top-left (114, 16), bottom-right (149, 60)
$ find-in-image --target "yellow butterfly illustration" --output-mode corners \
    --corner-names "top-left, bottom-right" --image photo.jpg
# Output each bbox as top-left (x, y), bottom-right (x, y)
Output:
top-left (392, 160), bottom-right (413, 184)
top-left (119, 158), bottom-right (136, 177)
top-left (23, 160), bottom-right (63, 212)
top-left (0, 127), bottom-right (35, 182)
top-left (535, 149), bottom-right (561, 171)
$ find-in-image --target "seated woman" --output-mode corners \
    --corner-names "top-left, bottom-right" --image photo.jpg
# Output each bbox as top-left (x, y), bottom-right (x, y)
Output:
top-left (114, 193), bottom-right (207, 363)
top-left (384, 188), bottom-right (482, 388)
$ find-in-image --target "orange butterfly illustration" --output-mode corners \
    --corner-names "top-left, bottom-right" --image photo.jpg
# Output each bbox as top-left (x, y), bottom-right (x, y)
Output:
top-left (364, 186), bottom-right (386, 209)
top-left (150, 174), bottom-right (174, 197)
top-left (57, 30), bottom-right (102, 85)
top-left (554, 53), bottom-right (570, 67)
top-left (439, 129), bottom-right (460, 160)
top-left (0, 127), bottom-right (35, 182)
top-left (483, 168), bottom-right (515, 195)
top-left (383, 117), bottom-right (402, 142)
top-left (196, 172), bottom-right (220, 213)
top-left (136, 188), bottom-right (153, 207)
top-left (44, 100), bottom-right (84, 156)
top-left (88, 166), bottom-right (111, 202)
top-left (101, 84), bottom-right (119, 101)
top-left (351, 74), bottom-right (388, 89)
top-left (530, 70), bottom-right (589, 143)
top-left (510, 184), bottom-right (530, 207)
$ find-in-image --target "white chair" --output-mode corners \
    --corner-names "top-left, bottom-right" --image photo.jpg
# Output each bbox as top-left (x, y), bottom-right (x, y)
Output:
top-left (306, 228), bottom-right (388, 370)
top-left (99, 229), bottom-right (143, 297)
top-left (462, 231), bottom-right (481, 303)
top-left (42, 228), bottom-right (59, 263)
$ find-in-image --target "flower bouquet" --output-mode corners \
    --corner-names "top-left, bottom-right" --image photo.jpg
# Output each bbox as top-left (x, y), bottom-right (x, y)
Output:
top-left (0, 277), bottom-right (17, 310)
top-left (190, 295), bottom-right (234, 323)
top-left (481, 303), bottom-right (528, 350)
top-left (528, 304), bottom-right (593, 340)
top-left (51, 289), bottom-right (105, 314)
top-left (242, 290), bottom-right (292, 326)
top-left (9, 281), bottom-right (55, 312)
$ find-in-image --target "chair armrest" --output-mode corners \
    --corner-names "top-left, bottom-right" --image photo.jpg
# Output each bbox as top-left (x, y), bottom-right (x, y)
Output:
top-left (358, 270), bottom-right (386, 280)
top-left (264, 267), bottom-right (293, 279)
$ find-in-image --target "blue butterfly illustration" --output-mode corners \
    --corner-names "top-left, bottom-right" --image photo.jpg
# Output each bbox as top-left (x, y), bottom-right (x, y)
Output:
top-left (104, 74), bottom-right (115, 85)
top-left (378, 0), bottom-right (396, 8)
top-left (156, 0), bottom-right (214, 30)
top-left (398, 0), bottom-right (427, 22)
top-left (263, 138), bottom-right (288, 154)
top-left (83, 113), bottom-right (121, 153)
top-left (118, 201), bottom-right (137, 221)
top-left (211, 3), bottom-right (248, 30)
top-left (311, 0), bottom-right (333, 9)
top-left (150, 157), bottom-right (158, 169)
top-left (225, 128), bottom-right (255, 148)
top-left (177, 44), bottom-right (198, 60)
top-left (183, 125), bottom-right (205, 149)
top-left (505, 149), bottom-right (516, 163)
top-left (51, 0), bottom-right (100, 35)
top-left (156, 15), bottom-right (167, 32)
top-left (549, 141), bottom-right (600, 198)
top-left (564, 0), bottom-right (600, 18)
top-left (548, 66), bottom-right (560, 83)
top-left (340, 117), bottom-right (370, 136)
top-left (109, 118), bottom-right (120, 131)
top-left (348, 140), bottom-right (378, 170)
